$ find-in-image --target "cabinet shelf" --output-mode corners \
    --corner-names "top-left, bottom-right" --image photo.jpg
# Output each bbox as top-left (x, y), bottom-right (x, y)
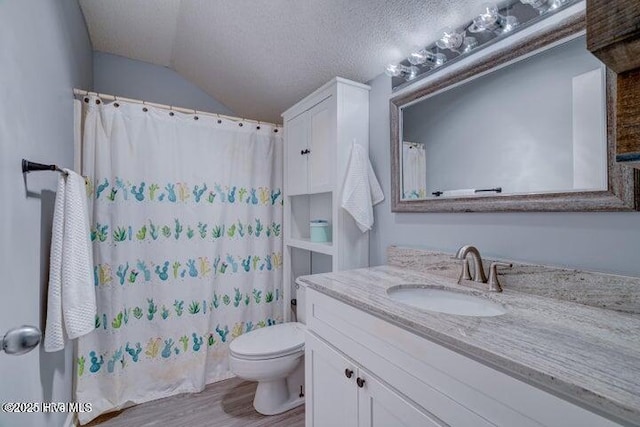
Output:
top-left (286, 237), bottom-right (334, 256)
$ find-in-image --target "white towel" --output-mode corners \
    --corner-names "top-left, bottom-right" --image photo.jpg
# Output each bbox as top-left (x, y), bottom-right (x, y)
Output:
top-left (341, 143), bottom-right (384, 233)
top-left (44, 169), bottom-right (96, 352)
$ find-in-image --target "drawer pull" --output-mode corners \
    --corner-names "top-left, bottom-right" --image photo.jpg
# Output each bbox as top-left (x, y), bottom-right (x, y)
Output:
top-left (345, 368), bottom-right (354, 378)
top-left (356, 377), bottom-right (365, 388)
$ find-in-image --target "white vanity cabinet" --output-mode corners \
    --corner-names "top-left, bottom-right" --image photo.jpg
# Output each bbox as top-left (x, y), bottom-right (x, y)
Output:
top-left (304, 287), bottom-right (623, 427)
top-left (305, 333), bottom-right (358, 426)
top-left (306, 332), bottom-right (441, 427)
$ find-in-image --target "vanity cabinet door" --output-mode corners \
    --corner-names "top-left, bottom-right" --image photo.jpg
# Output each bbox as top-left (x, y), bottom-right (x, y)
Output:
top-left (285, 111), bottom-right (310, 196)
top-left (306, 333), bottom-right (358, 427)
top-left (357, 369), bottom-right (445, 427)
top-left (307, 96), bottom-right (333, 194)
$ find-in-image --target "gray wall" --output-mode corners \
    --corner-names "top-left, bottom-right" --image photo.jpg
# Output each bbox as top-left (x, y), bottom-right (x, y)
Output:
top-left (0, 1), bottom-right (93, 427)
top-left (368, 73), bottom-right (640, 277)
top-left (94, 51), bottom-right (234, 115)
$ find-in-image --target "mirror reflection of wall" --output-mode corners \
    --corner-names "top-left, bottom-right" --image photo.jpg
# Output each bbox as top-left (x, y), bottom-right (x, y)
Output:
top-left (400, 35), bottom-right (607, 200)
top-left (402, 141), bottom-right (427, 199)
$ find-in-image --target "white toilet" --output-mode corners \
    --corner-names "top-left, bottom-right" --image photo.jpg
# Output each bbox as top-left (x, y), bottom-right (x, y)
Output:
top-left (229, 282), bottom-right (307, 415)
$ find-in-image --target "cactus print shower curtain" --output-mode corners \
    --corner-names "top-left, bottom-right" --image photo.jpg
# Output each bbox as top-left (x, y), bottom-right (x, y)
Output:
top-left (75, 96), bottom-right (283, 424)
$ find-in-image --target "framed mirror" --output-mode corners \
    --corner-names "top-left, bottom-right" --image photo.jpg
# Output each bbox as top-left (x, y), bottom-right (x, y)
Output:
top-left (390, 10), bottom-right (639, 212)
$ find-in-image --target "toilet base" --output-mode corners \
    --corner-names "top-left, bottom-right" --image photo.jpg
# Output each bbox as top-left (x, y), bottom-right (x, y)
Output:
top-left (253, 378), bottom-right (304, 415)
top-left (252, 360), bottom-right (305, 415)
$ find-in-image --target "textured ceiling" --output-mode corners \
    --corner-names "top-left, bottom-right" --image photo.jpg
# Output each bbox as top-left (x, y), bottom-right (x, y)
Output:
top-left (79, 0), bottom-right (490, 123)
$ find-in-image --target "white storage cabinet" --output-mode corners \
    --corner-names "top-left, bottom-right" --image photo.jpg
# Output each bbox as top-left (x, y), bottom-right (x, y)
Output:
top-left (281, 78), bottom-right (371, 321)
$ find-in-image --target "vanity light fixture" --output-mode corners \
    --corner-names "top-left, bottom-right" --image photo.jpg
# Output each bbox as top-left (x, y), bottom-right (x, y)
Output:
top-left (385, 0), bottom-right (578, 90)
top-left (468, 3), bottom-right (519, 34)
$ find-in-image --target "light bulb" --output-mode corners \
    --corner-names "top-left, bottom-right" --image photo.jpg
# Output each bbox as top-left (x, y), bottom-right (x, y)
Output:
top-left (520, 0), bottom-right (566, 14)
top-left (474, 3), bottom-right (500, 31)
top-left (461, 36), bottom-right (478, 53)
top-left (469, 3), bottom-right (518, 34)
top-left (408, 49), bottom-right (447, 68)
top-left (547, 0), bottom-right (568, 11)
top-left (436, 27), bottom-right (464, 50)
top-left (385, 64), bottom-right (402, 77)
top-left (384, 64), bottom-right (420, 80)
top-left (404, 65), bottom-right (420, 80)
top-left (520, 0), bottom-right (550, 13)
top-left (404, 66), bottom-right (420, 81)
top-left (432, 53), bottom-right (447, 67)
top-left (408, 50), bottom-right (428, 66)
top-left (501, 15), bottom-right (519, 33)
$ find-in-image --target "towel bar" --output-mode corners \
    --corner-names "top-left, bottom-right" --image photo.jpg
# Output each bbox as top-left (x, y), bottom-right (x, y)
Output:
top-left (22, 159), bottom-right (67, 175)
top-left (432, 187), bottom-right (502, 197)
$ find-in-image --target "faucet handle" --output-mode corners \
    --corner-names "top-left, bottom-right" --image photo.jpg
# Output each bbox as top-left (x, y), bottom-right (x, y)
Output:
top-left (457, 258), bottom-right (472, 284)
top-left (487, 262), bottom-right (512, 292)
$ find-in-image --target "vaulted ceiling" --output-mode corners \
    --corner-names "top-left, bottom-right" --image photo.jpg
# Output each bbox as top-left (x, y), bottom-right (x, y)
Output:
top-left (79, 0), bottom-right (489, 123)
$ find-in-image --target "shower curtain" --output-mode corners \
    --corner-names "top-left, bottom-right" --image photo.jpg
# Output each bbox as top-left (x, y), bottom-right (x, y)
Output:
top-left (402, 141), bottom-right (427, 199)
top-left (75, 96), bottom-right (283, 424)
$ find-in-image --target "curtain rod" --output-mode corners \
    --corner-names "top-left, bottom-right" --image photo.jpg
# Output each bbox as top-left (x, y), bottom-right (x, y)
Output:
top-left (73, 89), bottom-right (282, 128)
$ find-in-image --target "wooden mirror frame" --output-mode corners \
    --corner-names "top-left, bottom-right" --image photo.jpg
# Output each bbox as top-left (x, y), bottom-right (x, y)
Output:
top-left (390, 10), bottom-right (639, 213)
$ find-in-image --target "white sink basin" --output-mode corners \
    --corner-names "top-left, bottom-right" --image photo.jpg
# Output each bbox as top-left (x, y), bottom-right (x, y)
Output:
top-left (386, 285), bottom-right (507, 317)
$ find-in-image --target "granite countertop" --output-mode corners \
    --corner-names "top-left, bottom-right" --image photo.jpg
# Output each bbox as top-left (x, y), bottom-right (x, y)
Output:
top-left (298, 261), bottom-right (640, 426)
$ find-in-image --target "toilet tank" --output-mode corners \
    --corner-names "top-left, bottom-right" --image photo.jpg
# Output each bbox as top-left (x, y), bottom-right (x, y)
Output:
top-left (295, 279), bottom-right (307, 324)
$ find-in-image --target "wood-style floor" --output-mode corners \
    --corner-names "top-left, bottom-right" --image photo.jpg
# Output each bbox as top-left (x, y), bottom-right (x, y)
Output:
top-left (85, 377), bottom-right (305, 427)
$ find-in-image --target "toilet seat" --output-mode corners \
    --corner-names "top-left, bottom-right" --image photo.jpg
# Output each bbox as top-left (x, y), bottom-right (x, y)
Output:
top-left (230, 322), bottom-right (306, 360)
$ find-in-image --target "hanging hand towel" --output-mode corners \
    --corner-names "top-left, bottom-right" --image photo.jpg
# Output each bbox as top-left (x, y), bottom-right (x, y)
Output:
top-left (44, 169), bottom-right (96, 352)
top-left (341, 143), bottom-right (384, 233)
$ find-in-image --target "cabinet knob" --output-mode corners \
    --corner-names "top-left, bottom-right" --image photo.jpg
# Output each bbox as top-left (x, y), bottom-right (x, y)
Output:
top-left (300, 149), bottom-right (311, 155)
top-left (356, 377), bottom-right (365, 388)
top-left (301, 149), bottom-right (305, 155)
top-left (344, 368), bottom-right (353, 379)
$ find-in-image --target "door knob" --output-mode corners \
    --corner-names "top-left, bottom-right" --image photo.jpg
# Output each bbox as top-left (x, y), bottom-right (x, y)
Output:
top-left (1, 325), bottom-right (41, 355)
top-left (356, 377), bottom-right (365, 388)
top-left (345, 368), bottom-right (353, 378)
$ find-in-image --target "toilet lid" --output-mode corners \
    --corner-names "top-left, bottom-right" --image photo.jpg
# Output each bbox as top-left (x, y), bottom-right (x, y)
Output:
top-left (229, 322), bottom-right (306, 359)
